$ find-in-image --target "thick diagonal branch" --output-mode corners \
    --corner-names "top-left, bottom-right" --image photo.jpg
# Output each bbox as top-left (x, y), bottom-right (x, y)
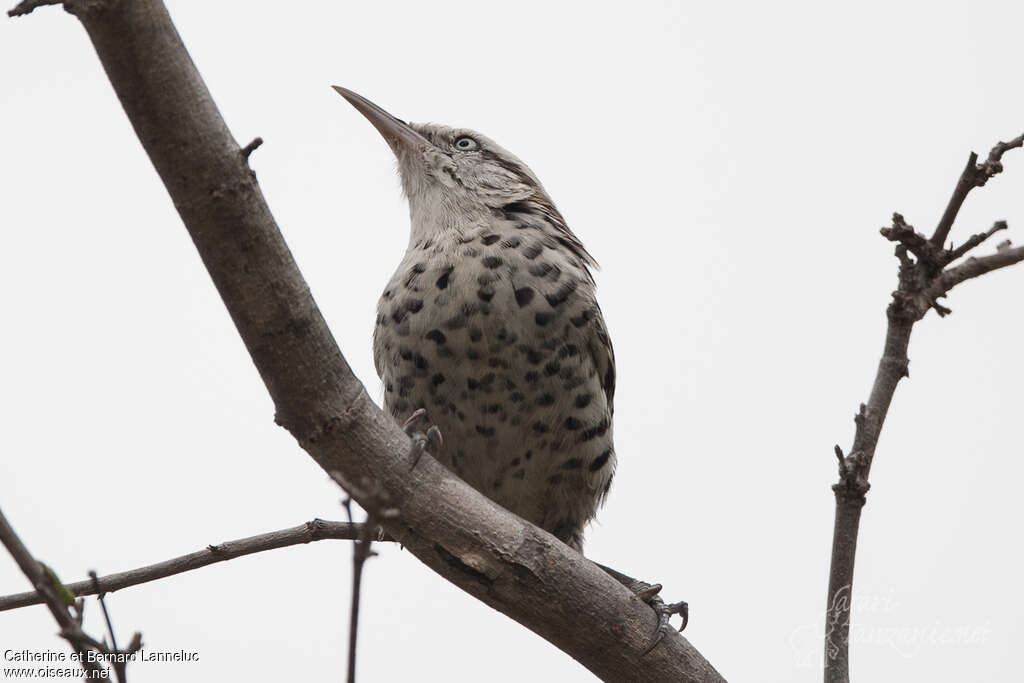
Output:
top-left (8, 1), bottom-right (722, 680)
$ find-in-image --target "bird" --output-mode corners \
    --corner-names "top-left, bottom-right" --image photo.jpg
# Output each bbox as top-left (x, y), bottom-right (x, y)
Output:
top-left (333, 86), bottom-right (617, 554)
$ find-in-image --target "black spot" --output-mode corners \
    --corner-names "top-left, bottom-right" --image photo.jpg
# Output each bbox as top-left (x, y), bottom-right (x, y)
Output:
top-left (476, 425), bottom-right (496, 437)
top-left (604, 366), bottom-right (616, 395)
top-left (482, 256), bottom-right (502, 269)
top-left (479, 372), bottom-right (496, 386)
top-left (488, 357), bottom-right (510, 369)
top-left (399, 348), bottom-right (413, 361)
top-left (525, 371), bottom-right (539, 383)
top-left (526, 350), bottom-right (544, 365)
top-left (564, 417), bottom-right (583, 430)
top-left (412, 262), bottom-right (426, 273)
top-left (532, 422), bottom-right (549, 434)
top-left (561, 458), bottom-right (584, 470)
top-left (515, 287), bottom-right (535, 307)
top-left (461, 302), bottom-right (480, 317)
top-left (577, 417), bottom-right (610, 442)
top-left (544, 361), bottom-right (561, 377)
top-left (545, 280), bottom-right (578, 308)
top-left (467, 378), bottom-right (479, 390)
top-left (564, 376), bottom-right (585, 390)
top-left (529, 262), bottom-right (553, 278)
top-left (535, 311), bottom-right (554, 326)
top-left (425, 329), bottom-right (447, 345)
top-left (522, 243), bottom-right (542, 259)
top-left (481, 234), bottom-right (500, 245)
top-left (467, 348), bottom-right (482, 360)
top-left (510, 392), bottom-right (525, 403)
top-left (574, 393), bottom-right (592, 409)
top-left (444, 314), bottom-right (467, 330)
top-left (570, 309), bottom-right (593, 328)
top-left (524, 450), bottom-right (533, 460)
top-left (469, 326), bottom-right (483, 342)
top-left (478, 286), bottom-right (495, 302)
top-left (559, 367), bottom-right (575, 380)
top-left (431, 373), bottom-right (445, 386)
top-left (414, 354), bottom-right (428, 370)
top-left (382, 289), bottom-right (394, 300)
top-left (487, 403), bottom-right (502, 414)
top-left (536, 393), bottom-right (555, 406)
top-left (547, 474), bottom-right (563, 485)
top-left (501, 237), bottom-right (522, 249)
top-left (406, 299), bottom-right (423, 314)
top-left (590, 449), bottom-right (612, 472)
top-left (503, 200), bottom-right (532, 214)
top-left (391, 308), bottom-right (407, 324)
top-left (423, 239), bottom-right (433, 250)
top-left (385, 381), bottom-right (394, 393)
top-left (477, 272), bottom-right (496, 285)
top-left (559, 344), bottom-right (581, 358)
top-left (436, 266), bottom-right (453, 289)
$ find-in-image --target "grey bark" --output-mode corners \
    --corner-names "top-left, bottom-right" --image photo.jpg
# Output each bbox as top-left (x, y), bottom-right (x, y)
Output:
top-left (8, 1), bottom-right (724, 681)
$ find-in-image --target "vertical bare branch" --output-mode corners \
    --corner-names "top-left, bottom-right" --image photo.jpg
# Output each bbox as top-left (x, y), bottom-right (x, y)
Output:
top-left (824, 141), bottom-right (1024, 683)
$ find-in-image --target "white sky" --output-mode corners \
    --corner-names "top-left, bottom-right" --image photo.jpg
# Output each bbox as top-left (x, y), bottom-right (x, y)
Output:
top-left (2, 1), bottom-right (1023, 681)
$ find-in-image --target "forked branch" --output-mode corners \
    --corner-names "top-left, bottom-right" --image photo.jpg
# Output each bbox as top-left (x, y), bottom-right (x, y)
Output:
top-left (824, 134), bottom-right (1024, 683)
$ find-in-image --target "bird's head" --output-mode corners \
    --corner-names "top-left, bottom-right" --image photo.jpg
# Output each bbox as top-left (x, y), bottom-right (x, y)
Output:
top-left (334, 86), bottom-right (576, 244)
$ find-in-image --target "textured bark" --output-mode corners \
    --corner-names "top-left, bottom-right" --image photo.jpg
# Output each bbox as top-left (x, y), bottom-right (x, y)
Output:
top-left (10, 1), bottom-right (724, 681)
top-left (824, 133), bottom-right (1023, 683)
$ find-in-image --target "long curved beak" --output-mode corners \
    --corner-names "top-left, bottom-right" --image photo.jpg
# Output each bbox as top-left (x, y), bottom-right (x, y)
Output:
top-left (332, 86), bottom-right (431, 156)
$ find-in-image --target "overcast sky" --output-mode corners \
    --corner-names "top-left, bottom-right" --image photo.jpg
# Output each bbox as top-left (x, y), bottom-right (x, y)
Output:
top-left (2, 1), bottom-right (1023, 681)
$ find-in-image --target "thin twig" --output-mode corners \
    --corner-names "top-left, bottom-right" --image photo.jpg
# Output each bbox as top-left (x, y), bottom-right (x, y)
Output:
top-left (931, 134), bottom-right (1024, 248)
top-left (90, 571), bottom-right (119, 653)
top-left (240, 136), bottom-right (263, 160)
top-left (347, 515), bottom-right (378, 683)
top-left (0, 519), bottom-right (371, 612)
top-left (944, 221), bottom-right (1008, 264)
top-left (0, 507), bottom-right (112, 680)
top-left (824, 134), bottom-right (1024, 683)
top-left (7, 0), bottom-right (60, 17)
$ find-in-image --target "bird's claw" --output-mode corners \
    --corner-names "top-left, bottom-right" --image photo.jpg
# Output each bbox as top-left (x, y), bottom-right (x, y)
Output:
top-left (402, 409), bottom-right (442, 469)
top-left (629, 580), bottom-right (688, 656)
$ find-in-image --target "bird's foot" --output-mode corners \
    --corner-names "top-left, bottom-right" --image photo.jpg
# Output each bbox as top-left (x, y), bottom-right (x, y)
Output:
top-left (402, 408), bottom-right (442, 469)
top-left (596, 563), bottom-right (688, 655)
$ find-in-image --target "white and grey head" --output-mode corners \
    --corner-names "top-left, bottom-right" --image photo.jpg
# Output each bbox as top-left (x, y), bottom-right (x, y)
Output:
top-left (333, 86), bottom-right (595, 268)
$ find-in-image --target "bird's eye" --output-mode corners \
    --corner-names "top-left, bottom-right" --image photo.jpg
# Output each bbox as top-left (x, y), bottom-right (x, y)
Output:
top-left (454, 136), bottom-right (479, 151)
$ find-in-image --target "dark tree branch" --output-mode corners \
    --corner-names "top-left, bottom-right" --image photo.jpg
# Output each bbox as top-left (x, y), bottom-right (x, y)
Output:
top-left (8, 2), bottom-right (722, 680)
top-left (0, 519), bottom-right (368, 612)
top-left (240, 136), bottom-right (263, 160)
top-left (944, 221), bottom-right (1008, 264)
top-left (7, 0), bottom-right (59, 17)
top-left (0, 507), bottom-right (132, 681)
top-left (930, 134), bottom-right (1024, 249)
top-left (825, 136), bottom-right (1023, 683)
